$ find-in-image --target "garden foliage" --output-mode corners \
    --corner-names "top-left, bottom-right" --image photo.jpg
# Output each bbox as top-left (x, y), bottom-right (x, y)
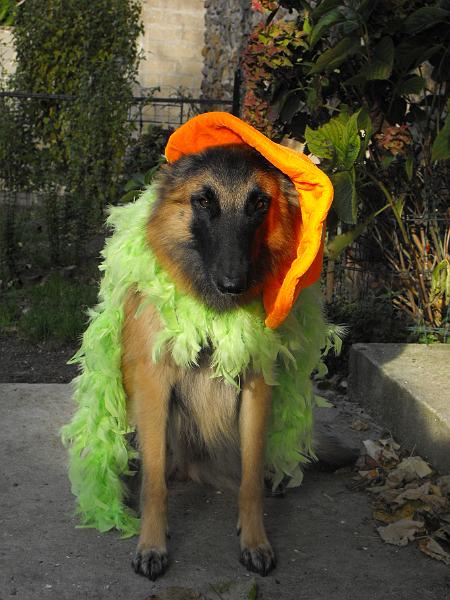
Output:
top-left (0, 0), bottom-right (15, 26)
top-left (0, 0), bottom-right (142, 276)
top-left (242, 0), bottom-right (450, 339)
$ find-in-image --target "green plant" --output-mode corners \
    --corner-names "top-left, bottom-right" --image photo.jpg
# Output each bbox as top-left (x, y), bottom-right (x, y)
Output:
top-left (325, 294), bottom-right (413, 374)
top-left (0, 275), bottom-right (98, 342)
top-left (120, 124), bottom-right (171, 202)
top-left (121, 164), bottom-right (163, 203)
top-left (1, 0), bottom-right (143, 277)
top-left (0, 0), bottom-right (16, 26)
top-left (241, 0), bottom-right (450, 339)
top-left (123, 125), bottom-right (171, 181)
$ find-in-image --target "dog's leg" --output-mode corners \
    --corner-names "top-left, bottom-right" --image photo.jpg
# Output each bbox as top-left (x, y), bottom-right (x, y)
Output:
top-left (238, 375), bottom-right (276, 576)
top-left (131, 361), bottom-right (172, 581)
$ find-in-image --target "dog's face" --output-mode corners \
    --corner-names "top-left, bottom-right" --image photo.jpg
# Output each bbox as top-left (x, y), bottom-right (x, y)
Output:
top-left (148, 144), bottom-right (299, 311)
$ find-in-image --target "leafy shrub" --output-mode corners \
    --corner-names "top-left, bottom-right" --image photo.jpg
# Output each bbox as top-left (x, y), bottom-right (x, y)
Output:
top-left (1, 0), bottom-right (143, 274)
top-left (0, 275), bottom-right (98, 342)
top-left (0, 0), bottom-right (15, 26)
top-left (241, 0), bottom-right (450, 340)
top-left (121, 125), bottom-right (172, 186)
top-left (325, 294), bottom-right (413, 374)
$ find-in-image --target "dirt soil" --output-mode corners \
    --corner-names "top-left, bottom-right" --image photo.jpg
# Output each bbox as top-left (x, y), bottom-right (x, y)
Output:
top-left (0, 334), bottom-right (78, 383)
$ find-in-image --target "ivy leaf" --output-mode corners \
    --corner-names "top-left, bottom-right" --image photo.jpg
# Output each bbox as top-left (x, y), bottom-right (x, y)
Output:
top-left (331, 169), bottom-right (357, 224)
top-left (366, 36), bottom-right (394, 80)
top-left (348, 36), bottom-right (394, 84)
top-left (305, 112), bottom-right (360, 169)
top-left (357, 0), bottom-right (379, 21)
top-left (120, 189), bottom-right (140, 203)
top-left (305, 125), bottom-right (334, 160)
top-left (124, 178), bottom-right (141, 191)
top-left (312, 0), bottom-right (341, 20)
top-left (395, 42), bottom-right (441, 72)
top-left (309, 37), bottom-right (360, 74)
top-left (279, 92), bottom-right (303, 123)
top-left (144, 164), bottom-right (160, 185)
top-left (404, 7), bottom-right (450, 34)
top-left (405, 155), bottom-right (413, 180)
top-left (326, 202), bottom-right (390, 260)
top-left (309, 9), bottom-right (344, 48)
top-left (397, 75), bottom-right (426, 96)
top-left (131, 172), bottom-right (146, 186)
top-left (431, 108), bottom-right (450, 162)
top-left (327, 220), bottom-right (366, 260)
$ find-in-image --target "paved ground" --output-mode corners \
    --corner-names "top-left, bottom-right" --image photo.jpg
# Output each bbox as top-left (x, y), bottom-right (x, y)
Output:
top-left (1, 384), bottom-right (449, 600)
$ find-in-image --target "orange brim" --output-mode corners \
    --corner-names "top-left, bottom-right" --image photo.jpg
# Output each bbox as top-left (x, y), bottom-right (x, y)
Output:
top-left (165, 112), bottom-right (333, 329)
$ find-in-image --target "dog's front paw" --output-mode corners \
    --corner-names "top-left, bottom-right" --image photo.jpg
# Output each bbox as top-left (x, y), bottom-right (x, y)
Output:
top-left (240, 543), bottom-right (276, 577)
top-left (132, 548), bottom-right (168, 581)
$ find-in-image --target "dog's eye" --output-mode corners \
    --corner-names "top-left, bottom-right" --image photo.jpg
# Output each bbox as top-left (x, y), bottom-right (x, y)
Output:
top-left (198, 196), bottom-right (210, 209)
top-left (255, 197), bottom-right (269, 212)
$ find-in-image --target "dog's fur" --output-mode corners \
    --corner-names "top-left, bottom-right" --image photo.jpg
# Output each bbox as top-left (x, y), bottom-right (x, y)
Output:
top-left (121, 144), bottom-right (301, 580)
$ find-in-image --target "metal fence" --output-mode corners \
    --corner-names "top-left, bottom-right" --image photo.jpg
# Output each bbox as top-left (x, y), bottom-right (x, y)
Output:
top-left (0, 88), bottom-right (239, 133)
top-left (0, 84), bottom-right (240, 209)
top-left (129, 79), bottom-right (241, 132)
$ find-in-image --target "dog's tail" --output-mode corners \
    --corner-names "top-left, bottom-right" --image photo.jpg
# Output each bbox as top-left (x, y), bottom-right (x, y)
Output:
top-left (313, 424), bottom-right (360, 467)
top-left (312, 406), bottom-right (362, 469)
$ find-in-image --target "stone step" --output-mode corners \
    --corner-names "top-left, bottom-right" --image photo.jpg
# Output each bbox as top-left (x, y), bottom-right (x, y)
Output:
top-left (349, 343), bottom-right (450, 473)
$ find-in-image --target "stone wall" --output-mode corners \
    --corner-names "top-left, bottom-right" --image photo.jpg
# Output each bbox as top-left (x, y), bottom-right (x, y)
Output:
top-left (1, 3), bottom-right (251, 122)
top-left (0, 28), bottom-right (15, 78)
top-left (139, 0), bottom-right (205, 96)
top-left (201, 0), bottom-right (252, 100)
top-left (0, 3), bottom-right (206, 98)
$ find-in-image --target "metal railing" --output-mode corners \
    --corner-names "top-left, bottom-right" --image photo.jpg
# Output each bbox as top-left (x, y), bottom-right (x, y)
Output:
top-left (0, 71), bottom-right (241, 132)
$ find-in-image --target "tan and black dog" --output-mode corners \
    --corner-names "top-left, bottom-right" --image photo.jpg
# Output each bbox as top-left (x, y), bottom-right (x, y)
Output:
top-left (121, 144), bottom-right (301, 580)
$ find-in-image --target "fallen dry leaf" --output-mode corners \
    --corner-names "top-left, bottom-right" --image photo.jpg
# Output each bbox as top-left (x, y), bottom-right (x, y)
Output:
top-left (354, 435), bottom-right (450, 566)
top-left (377, 519), bottom-right (424, 546)
top-left (391, 482), bottom-right (431, 505)
top-left (439, 514), bottom-right (450, 524)
top-left (435, 525), bottom-right (450, 541)
top-left (363, 439), bottom-right (400, 464)
top-left (373, 503), bottom-right (417, 524)
top-left (418, 537), bottom-right (450, 566)
top-left (399, 456), bottom-right (433, 479)
top-left (359, 468), bottom-right (382, 481)
top-left (379, 438), bottom-right (401, 450)
top-left (437, 475), bottom-right (450, 496)
top-left (383, 457), bottom-right (432, 489)
top-left (351, 419), bottom-right (369, 431)
top-left (363, 440), bottom-right (383, 461)
top-left (382, 483), bottom-right (449, 513)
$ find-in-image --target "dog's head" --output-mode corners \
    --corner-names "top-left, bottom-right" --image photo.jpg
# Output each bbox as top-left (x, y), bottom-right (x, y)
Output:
top-left (147, 144), bottom-right (300, 311)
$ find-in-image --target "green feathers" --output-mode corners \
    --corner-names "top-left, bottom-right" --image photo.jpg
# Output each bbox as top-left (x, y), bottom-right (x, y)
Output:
top-left (61, 185), bottom-right (339, 537)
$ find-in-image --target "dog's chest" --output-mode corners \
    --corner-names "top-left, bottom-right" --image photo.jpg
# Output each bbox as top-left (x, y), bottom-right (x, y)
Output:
top-left (173, 358), bottom-right (241, 447)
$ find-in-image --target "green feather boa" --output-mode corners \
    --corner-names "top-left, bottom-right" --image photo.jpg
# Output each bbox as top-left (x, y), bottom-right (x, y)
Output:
top-left (61, 185), bottom-right (340, 537)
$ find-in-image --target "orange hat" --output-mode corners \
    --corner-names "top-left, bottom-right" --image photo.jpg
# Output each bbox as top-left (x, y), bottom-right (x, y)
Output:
top-left (165, 112), bottom-right (333, 329)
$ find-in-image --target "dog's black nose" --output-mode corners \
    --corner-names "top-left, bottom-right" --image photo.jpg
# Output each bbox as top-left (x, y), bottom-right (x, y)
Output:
top-left (217, 275), bottom-right (247, 294)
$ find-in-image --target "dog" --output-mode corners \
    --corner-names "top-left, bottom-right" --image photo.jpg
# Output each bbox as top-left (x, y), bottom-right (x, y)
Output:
top-left (121, 143), bottom-right (303, 581)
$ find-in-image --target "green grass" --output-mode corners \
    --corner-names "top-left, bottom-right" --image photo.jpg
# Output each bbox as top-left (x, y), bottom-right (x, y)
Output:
top-left (0, 275), bottom-right (97, 343)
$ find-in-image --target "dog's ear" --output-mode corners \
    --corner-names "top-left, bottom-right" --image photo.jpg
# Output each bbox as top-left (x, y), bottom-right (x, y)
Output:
top-left (152, 161), bottom-right (174, 194)
top-left (278, 173), bottom-right (300, 209)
